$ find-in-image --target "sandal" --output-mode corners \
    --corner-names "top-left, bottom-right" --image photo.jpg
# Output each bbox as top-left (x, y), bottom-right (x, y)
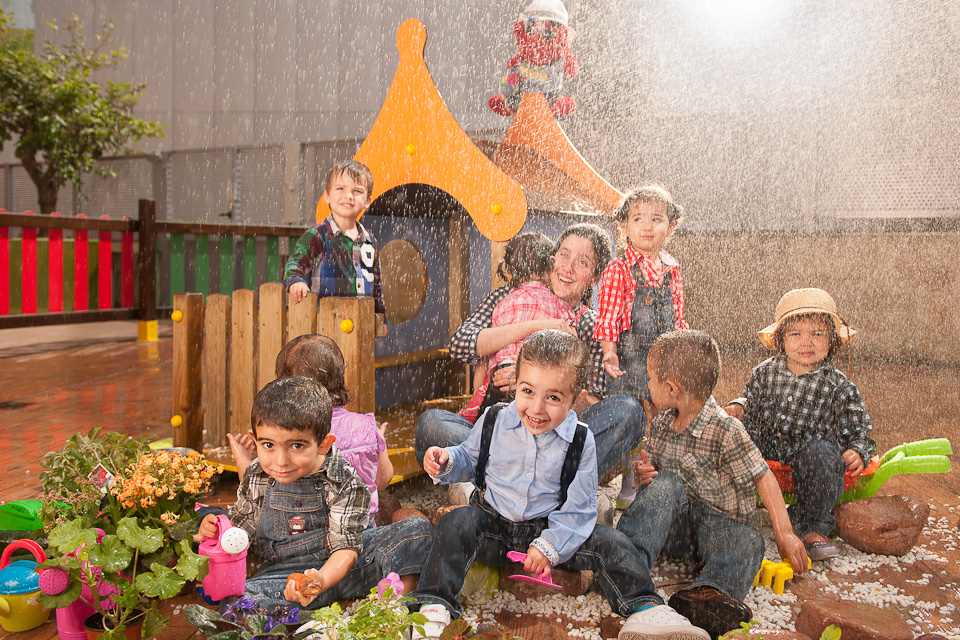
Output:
top-left (804, 538), bottom-right (840, 560)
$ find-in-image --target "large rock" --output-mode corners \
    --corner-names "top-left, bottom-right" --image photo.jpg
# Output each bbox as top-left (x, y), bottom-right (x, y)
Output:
top-left (833, 495), bottom-right (930, 556)
top-left (498, 563), bottom-right (593, 599)
top-left (375, 493), bottom-right (402, 527)
top-left (796, 599), bottom-right (913, 640)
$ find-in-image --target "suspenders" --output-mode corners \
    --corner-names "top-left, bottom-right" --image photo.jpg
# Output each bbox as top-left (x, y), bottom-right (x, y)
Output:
top-left (474, 403), bottom-right (589, 507)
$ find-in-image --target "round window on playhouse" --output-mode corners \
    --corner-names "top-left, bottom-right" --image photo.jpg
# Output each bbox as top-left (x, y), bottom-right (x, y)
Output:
top-left (379, 238), bottom-right (428, 324)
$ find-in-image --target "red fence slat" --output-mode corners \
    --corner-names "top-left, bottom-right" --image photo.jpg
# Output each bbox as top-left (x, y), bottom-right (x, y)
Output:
top-left (0, 210), bottom-right (8, 316)
top-left (121, 217), bottom-right (134, 308)
top-left (21, 211), bottom-right (37, 314)
top-left (49, 212), bottom-right (64, 312)
top-left (74, 214), bottom-right (89, 312)
top-left (98, 215), bottom-right (112, 309)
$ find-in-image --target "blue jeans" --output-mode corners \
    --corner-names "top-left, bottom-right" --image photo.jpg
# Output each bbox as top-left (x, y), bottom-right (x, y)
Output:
top-left (414, 394), bottom-right (645, 479)
top-left (243, 516), bottom-right (434, 610)
top-left (411, 494), bottom-right (652, 618)
top-left (785, 439), bottom-right (846, 539)
top-left (616, 470), bottom-right (764, 601)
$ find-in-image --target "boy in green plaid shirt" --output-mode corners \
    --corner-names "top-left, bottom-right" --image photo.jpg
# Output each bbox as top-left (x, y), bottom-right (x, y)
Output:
top-left (617, 330), bottom-right (807, 640)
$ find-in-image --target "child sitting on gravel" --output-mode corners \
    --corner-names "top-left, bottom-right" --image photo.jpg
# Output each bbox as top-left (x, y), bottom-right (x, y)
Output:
top-left (412, 330), bottom-right (672, 640)
top-left (617, 330), bottom-right (808, 640)
top-left (725, 288), bottom-right (876, 561)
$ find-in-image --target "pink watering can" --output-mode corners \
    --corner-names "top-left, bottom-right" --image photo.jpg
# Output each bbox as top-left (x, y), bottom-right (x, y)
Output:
top-left (198, 515), bottom-right (249, 604)
top-left (37, 529), bottom-right (118, 640)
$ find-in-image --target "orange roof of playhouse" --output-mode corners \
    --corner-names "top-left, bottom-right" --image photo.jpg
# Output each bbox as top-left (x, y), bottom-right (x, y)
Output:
top-left (316, 18), bottom-right (622, 238)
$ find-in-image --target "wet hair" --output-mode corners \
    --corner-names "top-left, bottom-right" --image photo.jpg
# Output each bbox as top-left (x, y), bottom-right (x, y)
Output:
top-left (773, 313), bottom-right (843, 360)
top-left (323, 159), bottom-right (374, 198)
top-left (275, 334), bottom-right (353, 408)
top-left (515, 329), bottom-right (590, 397)
top-left (615, 184), bottom-right (685, 227)
top-left (648, 330), bottom-right (720, 401)
top-left (498, 231), bottom-right (555, 286)
top-left (250, 376), bottom-right (332, 444)
top-left (554, 223), bottom-right (614, 306)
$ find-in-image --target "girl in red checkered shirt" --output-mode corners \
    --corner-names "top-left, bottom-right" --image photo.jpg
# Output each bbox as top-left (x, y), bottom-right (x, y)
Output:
top-left (592, 184), bottom-right (688, 508)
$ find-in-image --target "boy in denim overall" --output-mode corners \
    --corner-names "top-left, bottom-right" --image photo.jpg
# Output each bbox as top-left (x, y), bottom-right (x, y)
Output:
top-left (594, 185), bottom-right (688, 508)
top-left (195, 377), bottom-right (433, 612)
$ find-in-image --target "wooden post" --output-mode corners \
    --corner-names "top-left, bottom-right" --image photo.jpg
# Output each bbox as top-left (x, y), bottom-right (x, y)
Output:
top-left (258, 282), bottom-right (286, 392)
top-left (172, 293), bottom-right (204, 451)
top-left (318, 297), bottom-right (375, 414)
top-left (491, 239), bottom-right (508, 290)
top-left (448, 211), bottom-right (471, 395)
top-left (230, 289), bottom-right (258, 437)
top-left (204, 294), bottom-right (230, 449)
top-left (287, 291), bottom-right (317, 340)
top-left (137, 200), bottom-right (158, 341)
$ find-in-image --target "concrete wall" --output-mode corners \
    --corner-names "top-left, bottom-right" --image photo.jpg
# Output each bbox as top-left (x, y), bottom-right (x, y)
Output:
top-left (670, 231), bottom-right (960, 365)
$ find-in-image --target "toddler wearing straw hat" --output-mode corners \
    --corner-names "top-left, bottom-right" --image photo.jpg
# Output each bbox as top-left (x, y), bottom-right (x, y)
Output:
top-left (726, 288), bottom-right (876, 561)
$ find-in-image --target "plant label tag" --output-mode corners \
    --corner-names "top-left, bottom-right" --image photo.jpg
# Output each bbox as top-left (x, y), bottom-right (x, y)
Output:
top-left (88, 464), bottom-right (116, 493)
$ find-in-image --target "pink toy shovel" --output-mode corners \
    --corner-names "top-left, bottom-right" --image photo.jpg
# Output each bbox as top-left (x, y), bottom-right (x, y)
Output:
top-left (505, 551), bottom-right (561, 589)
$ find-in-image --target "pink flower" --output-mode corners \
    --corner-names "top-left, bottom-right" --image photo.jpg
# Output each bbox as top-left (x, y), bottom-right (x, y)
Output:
top-left (376, 572), bottom-right (403, 600)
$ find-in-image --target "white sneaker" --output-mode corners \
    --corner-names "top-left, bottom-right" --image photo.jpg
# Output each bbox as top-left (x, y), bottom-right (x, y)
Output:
top-left (619, 604), bottom-right (711, 640)
top-left (447, 482), bottom-right (476, 506)
top-left (411, 603), bottom-right (451, 640)
top-left (597, 493), bottom-right (614, 527)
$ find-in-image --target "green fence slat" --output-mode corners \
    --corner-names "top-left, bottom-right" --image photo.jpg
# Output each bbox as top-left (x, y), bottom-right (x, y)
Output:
top-left (10, 240), bottom-right (21, 314)
top-left (170, 234), bottom-right (185, 295)
top-left (64, 239), bottom-right (74, 312)
top-left (89, 238), bottom-right (99, 310)
top-left (37, 239), bottom-right (49, 313)
top-left (219, 236), bottom-right (233, 294)
top-left (242, 236), bottom-right (256, 289)
top-left (266, 236), bottom-right (279, 282)
top-left (195, 234), bottom-right (209, 296)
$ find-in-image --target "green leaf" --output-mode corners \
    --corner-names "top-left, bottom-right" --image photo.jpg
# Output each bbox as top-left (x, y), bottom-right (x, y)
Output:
top-left (48, 517), bottom-right (97, 553)
top-left (183, 604), bottom-right (231, 634)
top-left (135, 562), bottom-right (187, 599)
top-left (174, 538), bottom-right (209, 581)
top-left (87, 535), bottom-right (133, 572)
top-left (142, 605), bottom-right (170, 638)
top-left (37, 578), bottom-right (83, 609)
top-left (820, 625), bottom-right (842, 640)
top-left (116, 517), bottom-right (164, 554)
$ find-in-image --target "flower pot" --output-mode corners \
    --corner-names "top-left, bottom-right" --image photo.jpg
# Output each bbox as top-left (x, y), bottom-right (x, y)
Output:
top-left (83, 610), bottom-right (146, 640)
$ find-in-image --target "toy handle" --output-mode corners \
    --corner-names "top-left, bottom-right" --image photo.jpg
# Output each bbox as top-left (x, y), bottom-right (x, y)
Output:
top-left (214, 514), bottom-right (233, 538)
top-left (0, 538), bottom-right (46, 569)
top-left (506, 551), bottom-right (527, 563)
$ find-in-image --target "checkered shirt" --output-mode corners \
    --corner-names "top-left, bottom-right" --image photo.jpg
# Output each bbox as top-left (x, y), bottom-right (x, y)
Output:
top-left (448, 285), bottom-right (606, 398)
top-left (228, 446), bottom-right (370, 555)
top-left (647, 397), bottom-right (770, 522)
top-left (593, 245), bottom-right (688, 342)
top-left (740, 355), bottom-right (877, 465)
top-left (283, 216), bottom-right (385, 314)
top-left (489, 281), bottom-right (577, 370)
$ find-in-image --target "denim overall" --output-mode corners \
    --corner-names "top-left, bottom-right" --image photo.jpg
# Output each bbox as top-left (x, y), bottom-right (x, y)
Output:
top-left (606, 268), bottom-right (674, 400)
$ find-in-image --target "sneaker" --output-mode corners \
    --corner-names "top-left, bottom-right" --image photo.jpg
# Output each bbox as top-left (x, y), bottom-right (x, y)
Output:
top-left (448, 482), bottom-right (476, 506)
top-left (804, 538), bottom-right (840, 561)
top-left (597, 493), bottom-right (615, 527)
top-left (616, 451), bottom-right (639, 509)
top-left (668, 587), bottom-right (751, 640)
top-left (619, 604), bottom-right (710, 640)
top-left (410, 603), bottom-right (451, 640)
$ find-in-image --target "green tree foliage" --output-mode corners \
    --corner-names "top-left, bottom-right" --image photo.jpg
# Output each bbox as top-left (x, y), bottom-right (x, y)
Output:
top-left (0, 10), bottom-right (164, 213)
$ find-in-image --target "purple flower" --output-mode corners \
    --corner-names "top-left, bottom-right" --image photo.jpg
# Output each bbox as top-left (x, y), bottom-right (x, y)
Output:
top-left (280, 608), bottom-right (300, 625)
top-left (376, 572), bottom-right (403, 601)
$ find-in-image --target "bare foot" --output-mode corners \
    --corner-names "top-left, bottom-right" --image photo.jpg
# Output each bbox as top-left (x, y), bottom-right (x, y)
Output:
top-left (802, 532), bottom-right (829, 544)
top-left (227, 432), bottom-right (256, 476)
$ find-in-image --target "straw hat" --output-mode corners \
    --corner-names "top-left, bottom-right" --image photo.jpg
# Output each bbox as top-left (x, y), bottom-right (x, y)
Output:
top-left (758, 288), bottom-right (857, 351)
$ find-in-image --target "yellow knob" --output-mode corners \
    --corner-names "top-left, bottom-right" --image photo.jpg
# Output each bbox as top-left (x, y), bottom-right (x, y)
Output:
top-left (405, 144), bottom-right (416, 155)
top-left (491, 203), bottom-right (502, 215)
top-left (170, 415), bottom-right (183, 428)
top-left (340, 319), bottom-right (354, 333)
top-left (171, 310), bottom-right (183, 322)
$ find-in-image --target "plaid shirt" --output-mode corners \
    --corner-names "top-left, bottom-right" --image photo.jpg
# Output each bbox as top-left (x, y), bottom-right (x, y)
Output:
top-left (593, 245), bottom-right (688, 343)
top-left (228, 446), bottom-right (370, 556)
top-left (283, 216), bottom-right (385, 314)
top-left (448, 285), bottom-right (606, 398)
top-left (489, 281), bottom-right (576, 370)
top-left (740, 355), bottom-right (877, 465)
top-left (647, 397), bottom-right (770, 522)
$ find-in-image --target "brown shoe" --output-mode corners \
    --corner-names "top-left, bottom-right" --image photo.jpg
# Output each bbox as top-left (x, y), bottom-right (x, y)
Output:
top-left (668, 586), bottom-right (751, 640)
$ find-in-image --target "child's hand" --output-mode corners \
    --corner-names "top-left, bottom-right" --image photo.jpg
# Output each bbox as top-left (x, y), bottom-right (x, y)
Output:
top-left (227, 431), bottom-right (257, 473)
top-left (378, 422), bottom-right (389, 439)
top-left (289, 282), bottom-right (309, 304)
top-left (632, 450), bottom-right (657, 486)
top-left (423, 446), bottom-right (448, 477)
top-left (602, 350), bottom-right (624, 378)
top-left (192, 514), bottom-right (220, 542)
top-left (285, 568), bottom-right (324, 606)
top-left (523, 546), bottom-right (551, 580)
top-left (491, 363), bottom-right (517, 392)
top-left (777, 531), bottom-right (809, 575)
top-left (724, 403), bottom-right (744, 421)
top-left (841, 449), bottom-right (864, 476)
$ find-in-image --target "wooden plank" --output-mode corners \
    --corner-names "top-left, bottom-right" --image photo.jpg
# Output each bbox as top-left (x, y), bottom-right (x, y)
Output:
top-left (230, 289), bottom-right (257, 438)
top-left (286, 291), bottom-right (317, 341)
top-left (137, 200), bottom-right (157, 322)
top-left (374, 347), bottom-right (449, 369)
top-left (318, 296), bottom-right (375, 414)
top-left (21, 211), bottom-right (37, 314)
top-left (48, 215), bottom-right (63, 312)
top-left (257, 282), bottom-right (286, 392)
top-left (491, 239), bottom-right (508, 290)
top-left (0, 224), bottom-right (8, 315)
top-left (172, 293), bottom-right (204, 451)
top-left (447, 211), bottom-right (470, 395)
top-left (121, 220), bottom-right (134, 308)
top-left (203, 294), bottom-right (230, 449)
top-left (74, 218), bottom-right (88, 311)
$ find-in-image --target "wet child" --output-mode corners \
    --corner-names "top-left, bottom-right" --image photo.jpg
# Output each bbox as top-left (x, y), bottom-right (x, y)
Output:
top-left (195, 377), bottom-right (432, 611)
top-left (229, 334), bottom-right (394, 523)
top-left (593, 184), bottom-right (688, 508)
top-left (412, 330), bottom-right (680, 640)
top-left (284, 159), bottom-right (386, 336)
top-left (617, 330), bottom-right (808, 640)
top-left (725, 288), bottom-right (876, 560)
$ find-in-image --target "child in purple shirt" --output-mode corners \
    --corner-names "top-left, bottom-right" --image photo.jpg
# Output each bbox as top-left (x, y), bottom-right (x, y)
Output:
top-left (229, 334), bottom-right (393, 521)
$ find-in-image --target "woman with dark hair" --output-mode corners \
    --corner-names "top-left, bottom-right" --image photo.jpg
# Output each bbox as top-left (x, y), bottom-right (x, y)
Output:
top-left (414, 222), bottom-right (645, 481)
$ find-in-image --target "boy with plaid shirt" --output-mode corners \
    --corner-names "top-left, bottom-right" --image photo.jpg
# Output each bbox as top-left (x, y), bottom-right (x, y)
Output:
top-left (616, 330), bottom-right (808, 640)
